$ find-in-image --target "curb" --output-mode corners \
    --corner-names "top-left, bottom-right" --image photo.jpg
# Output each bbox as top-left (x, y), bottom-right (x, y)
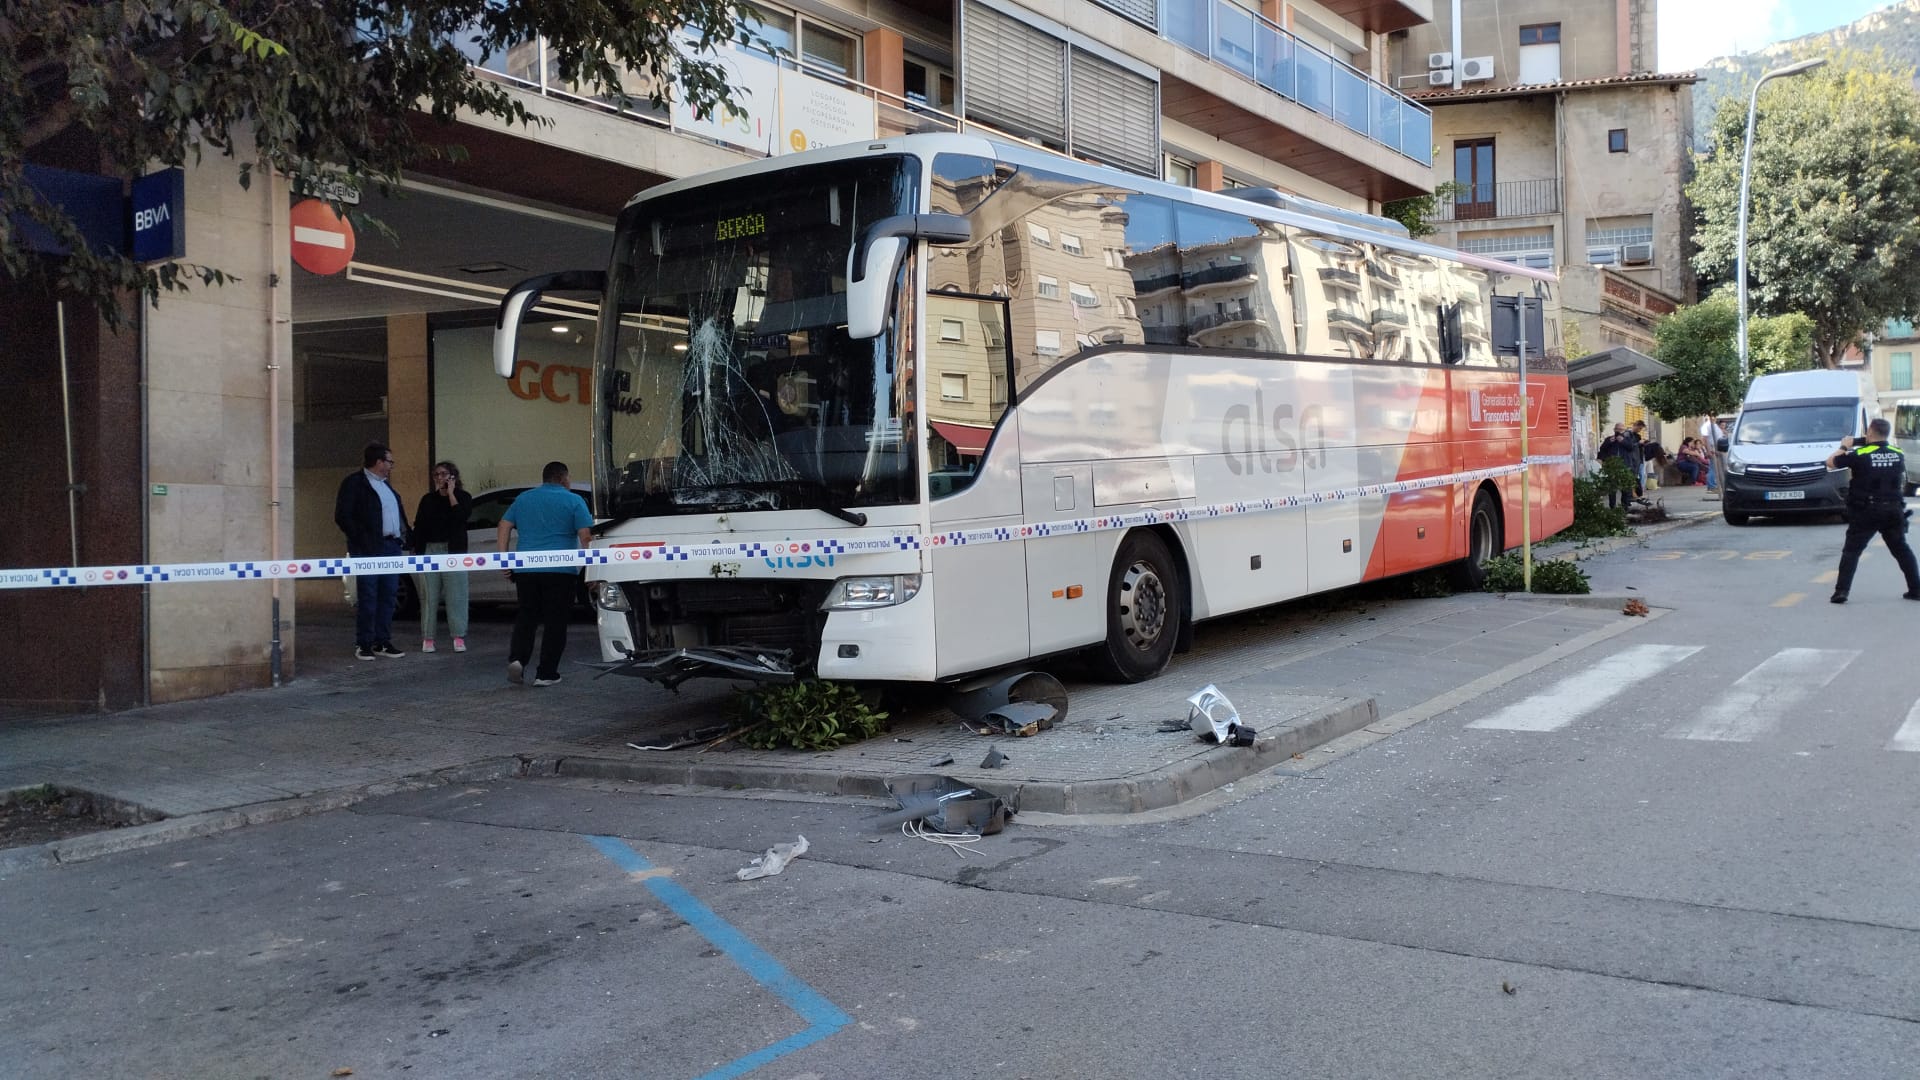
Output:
top-left (536, 694), bottom-right (1379, 817)
top-left (1535, 511), bottom-right (1717, 563)
top-left (0, 758), bottom-right (525, 878)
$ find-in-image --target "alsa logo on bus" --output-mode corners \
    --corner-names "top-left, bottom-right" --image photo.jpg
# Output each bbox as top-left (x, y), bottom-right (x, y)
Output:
top-left (765, 541), bottom-right (835, 571)
top-left (1221, 390), bottom-right (1329, 475)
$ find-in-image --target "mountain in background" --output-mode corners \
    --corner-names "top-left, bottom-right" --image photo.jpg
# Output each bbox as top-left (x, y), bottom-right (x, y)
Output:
top-left (1691, 0), bottom-right (1920, 150)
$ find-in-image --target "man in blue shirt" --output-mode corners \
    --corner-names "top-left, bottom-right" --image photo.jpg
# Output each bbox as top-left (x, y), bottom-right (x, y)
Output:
top-left (498, 461), bottom-right (594, 686)
top-left (334, 442), bottom-right (410, 660)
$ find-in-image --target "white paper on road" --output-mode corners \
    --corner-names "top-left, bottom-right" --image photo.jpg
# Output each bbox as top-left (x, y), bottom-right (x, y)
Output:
top-left (1467, 644), bottom-right (1703, 732)
top-left (1887, 700), bottom-right (1920, 752)
top-left (1666, 648), bottom-right (1859, 743)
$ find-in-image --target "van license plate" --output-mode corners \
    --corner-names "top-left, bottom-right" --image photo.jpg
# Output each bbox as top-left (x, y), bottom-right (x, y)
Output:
top-left (1766, 490), bottom-right (1807, 501)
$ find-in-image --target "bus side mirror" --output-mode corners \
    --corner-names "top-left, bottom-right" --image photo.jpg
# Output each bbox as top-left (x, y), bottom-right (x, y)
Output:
top-left (494, 270), bottom-right (608, 377)
top-left (846, 213), bottom-right (972, 340)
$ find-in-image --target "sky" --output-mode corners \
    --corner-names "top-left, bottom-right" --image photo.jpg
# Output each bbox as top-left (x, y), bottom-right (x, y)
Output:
top-left (1658, 0), bottom-right (1900, 71)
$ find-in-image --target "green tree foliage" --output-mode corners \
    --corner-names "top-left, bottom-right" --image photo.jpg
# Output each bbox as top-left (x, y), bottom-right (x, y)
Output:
top-left (2, 1), bottom-right (762, 322)
top-left (1381, 180), bottom-right (1467, 239)
top-left (1689, 49), bottom-right (1920, 367)
top-left (1642, 288), bottom-right (1816, 419)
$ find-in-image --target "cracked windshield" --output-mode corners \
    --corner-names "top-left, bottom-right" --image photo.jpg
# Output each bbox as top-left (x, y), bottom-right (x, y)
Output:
top-left (599, 156), bottom-right (921, 519)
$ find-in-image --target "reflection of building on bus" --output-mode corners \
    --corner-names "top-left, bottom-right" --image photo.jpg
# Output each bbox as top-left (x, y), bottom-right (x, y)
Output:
top-left (493, 134), bottom-right (1576, 693)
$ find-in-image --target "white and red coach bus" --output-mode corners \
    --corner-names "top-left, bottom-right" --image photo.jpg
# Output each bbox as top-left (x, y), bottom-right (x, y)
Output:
top-left (495, 133), bottom-right (1571, 687)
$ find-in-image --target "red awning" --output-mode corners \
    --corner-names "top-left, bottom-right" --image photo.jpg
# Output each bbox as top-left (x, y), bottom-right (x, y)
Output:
top-left (930, 420), bottom-right (994, 457)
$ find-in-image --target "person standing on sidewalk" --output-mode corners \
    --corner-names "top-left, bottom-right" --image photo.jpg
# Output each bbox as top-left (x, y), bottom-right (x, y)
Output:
top-left (497, 461), bottom-right (593, 686)
top-left (412, 460), bottom-right (473, 655)
top-left (334, 442), bottom-right (410, 660)
top-left (1700, 415), bottom-right (1728, 492)
top-left (1826, 418), bottom-right (1920, 604)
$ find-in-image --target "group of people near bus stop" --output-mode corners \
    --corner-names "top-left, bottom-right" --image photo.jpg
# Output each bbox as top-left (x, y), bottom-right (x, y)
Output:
top-left (1596, 418), bottom-right (1723, 508)
top-left (333, 442), bottom-right (592, 687)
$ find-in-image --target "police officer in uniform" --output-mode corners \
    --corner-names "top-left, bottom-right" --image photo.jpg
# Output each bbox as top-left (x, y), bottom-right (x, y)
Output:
top-left (1826, 417), bottom-right (1920, 604)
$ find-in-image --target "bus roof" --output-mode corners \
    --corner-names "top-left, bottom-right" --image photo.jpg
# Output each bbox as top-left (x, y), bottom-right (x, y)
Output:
top-left (624, 133), bottom-right (1556, 286)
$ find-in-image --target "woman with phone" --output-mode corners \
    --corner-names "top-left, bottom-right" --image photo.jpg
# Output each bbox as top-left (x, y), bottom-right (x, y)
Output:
top-left (412, 460), bottom-right (474, 653)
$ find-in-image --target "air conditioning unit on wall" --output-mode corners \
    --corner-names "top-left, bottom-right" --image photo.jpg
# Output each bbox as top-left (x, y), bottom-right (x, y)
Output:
top-left (1427, 51), bottom-right (1453, 69)
top-left (1428, 69), bottom-right (1453, 85)
top-left (1460, 56), bottom-right (1495, 82)
top-left (1622, 242), bottom-right (1654, 265)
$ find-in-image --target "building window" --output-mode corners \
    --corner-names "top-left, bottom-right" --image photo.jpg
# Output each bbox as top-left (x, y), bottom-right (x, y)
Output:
top-left (939, 318), bottom-right (966, 342)
top-left (1035, 329), bottom-right (1062, 356)
top-left (1037, 275), bottom-right (1060, 299)
top-left (1070, 282), bottom-right (1100, 308)
top-left (1028, 222), bottom-right (1052, 248)
top-left (1166, 157), bottom-right (1197, 187)
top-left (1608, 129), bottom-right (1629, 153)
top-left (1895, 352), bottom-right (1914, 392)
top-left (1518, 22), bottom-right (1561, 83)
top-left (1453, 138), bottom-right (1495, 217)
top-left (1519, 23), bottom-right (1561, 45)
top-left (941, 372), bottom-right (970, 400)
top-left (1060, 232), bottom-right (1084, 256)
top-left (904, 56), bottom-right (955, 111)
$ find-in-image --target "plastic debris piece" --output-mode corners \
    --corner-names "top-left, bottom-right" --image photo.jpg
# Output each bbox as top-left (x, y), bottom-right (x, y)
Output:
top-left (1186, 684), bottom-right (1257, 747)
top-left (736, 835), bottom-right (809, 880)
top-left (870, 774), bottom-right (1015, 835)
top-left (980, 746), bottom-right (1007, 769)
top-left (930, 755), bottom-right (955, 767)
top-left (951, 671), bottom-right (1070, 727)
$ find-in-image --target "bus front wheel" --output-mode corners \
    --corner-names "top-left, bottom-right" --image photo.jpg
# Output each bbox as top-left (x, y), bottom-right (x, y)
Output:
top-left (1448, 489), bottom-right (1502, 591)
top-left (1091, 531), bottom-right (1180, 683)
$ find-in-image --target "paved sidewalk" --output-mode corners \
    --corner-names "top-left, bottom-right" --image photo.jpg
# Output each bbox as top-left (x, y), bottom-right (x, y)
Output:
top-left (2, 559), bottom-right (1661, 870)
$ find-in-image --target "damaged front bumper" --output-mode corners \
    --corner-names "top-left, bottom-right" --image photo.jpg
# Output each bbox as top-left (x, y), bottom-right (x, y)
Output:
top-left (588, 645), bottom-right (798, 690)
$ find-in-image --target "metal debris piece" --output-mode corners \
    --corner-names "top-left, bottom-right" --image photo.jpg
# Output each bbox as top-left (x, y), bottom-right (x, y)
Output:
top-left (736, 835), bottom-right (809, 880)
top-left (1186, 684), bottom-right (1257, 747)
top-left (980, 746), bottom-right (1007, 769)
top-left (869, 774), bottom-right (1016, 835)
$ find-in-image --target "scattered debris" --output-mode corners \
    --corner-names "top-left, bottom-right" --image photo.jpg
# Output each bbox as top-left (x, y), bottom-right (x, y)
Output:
top-left (628, 721), bottom-right (760, 752)
top-left (1186, 684), bottom-right (1257, 747)
top-left (929, 755), bottom-right (955, 767)
top-left (331, 1070), bottom-right (354, 1078)
top-left (736, 835), bottom-right (809, 880)
top-left (1501, 980), bottom-right (1519, 995)
top-left (870, 774), bottom-right (1015, 838)
top-left (951, 671), bottom-right (1067, 737)
top-left (980, 746), bottom-right (1007, 770)
top-left (1622, 598), bottom-right (1649, 617)
top-left (1156, 719), bottom-right (1191, 734)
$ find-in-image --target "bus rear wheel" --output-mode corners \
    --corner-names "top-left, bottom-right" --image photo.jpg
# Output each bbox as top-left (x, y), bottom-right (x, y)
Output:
top-left (1090, 531), bottom-right (1180, 683)
top-left (1447, 489), bottom-right (1502, 590)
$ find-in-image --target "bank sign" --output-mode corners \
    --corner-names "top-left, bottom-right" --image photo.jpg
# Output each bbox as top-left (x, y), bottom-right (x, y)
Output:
top-left (130, 168), bottom-right (186, 263)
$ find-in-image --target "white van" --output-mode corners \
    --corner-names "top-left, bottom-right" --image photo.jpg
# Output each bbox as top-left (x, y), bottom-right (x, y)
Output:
top-left (1891, 398), bottom-right (1920, 496)
top-left (1719, 369), bottom-right (1878, 525)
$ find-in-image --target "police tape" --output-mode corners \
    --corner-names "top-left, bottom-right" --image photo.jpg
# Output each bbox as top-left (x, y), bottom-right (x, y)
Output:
top-left (0, 456), bottom-right (1574, 591)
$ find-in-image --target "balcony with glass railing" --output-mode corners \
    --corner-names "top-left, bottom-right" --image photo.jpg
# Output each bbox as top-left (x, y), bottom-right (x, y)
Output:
top-left (1159, 1), bottom-right (1432, 167)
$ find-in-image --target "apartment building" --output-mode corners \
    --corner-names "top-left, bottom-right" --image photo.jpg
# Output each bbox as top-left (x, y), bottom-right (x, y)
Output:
top-left (3, 0), bottom-right (1445, 709)
top-left (1396, 0), bottom-right (1694, 446)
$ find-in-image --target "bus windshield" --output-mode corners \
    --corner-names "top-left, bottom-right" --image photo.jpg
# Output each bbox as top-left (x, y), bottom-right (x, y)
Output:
top-left (597, 156), bottom-right (921, 519)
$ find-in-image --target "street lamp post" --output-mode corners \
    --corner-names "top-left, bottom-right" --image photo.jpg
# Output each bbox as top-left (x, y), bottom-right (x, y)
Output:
top-left (1737, 58), bottom-right (1826, 379)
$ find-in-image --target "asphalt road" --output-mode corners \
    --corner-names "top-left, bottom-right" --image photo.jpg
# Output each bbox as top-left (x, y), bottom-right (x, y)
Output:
top-left (4, 511), bottom-right (1919, 1078)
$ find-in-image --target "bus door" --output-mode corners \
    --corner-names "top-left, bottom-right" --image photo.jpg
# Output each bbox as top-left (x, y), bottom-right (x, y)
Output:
top-left (925, 292), bottom-right (1030, 676)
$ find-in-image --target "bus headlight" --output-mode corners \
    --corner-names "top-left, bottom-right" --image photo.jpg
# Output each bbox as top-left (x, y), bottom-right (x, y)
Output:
top-left (590, 581), bottom-right (631, 612)
top-left (821, 574), bottom-right (921, 611)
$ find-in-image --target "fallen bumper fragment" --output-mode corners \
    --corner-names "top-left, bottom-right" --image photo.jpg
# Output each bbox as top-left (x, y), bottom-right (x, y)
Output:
top-left (588, 646), bottom-right (798, 690)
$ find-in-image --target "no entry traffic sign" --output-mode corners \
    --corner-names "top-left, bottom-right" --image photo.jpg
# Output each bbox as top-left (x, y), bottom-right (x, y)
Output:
top-left (289, 198), bottom-right (355, 275)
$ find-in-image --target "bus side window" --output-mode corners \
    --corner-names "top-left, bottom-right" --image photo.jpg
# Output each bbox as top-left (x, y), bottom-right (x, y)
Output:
top-left (1174, 202), bottom-right (1286, 354)
top-left (1290, 229), bottom-right (1370, 358)
top-left (1120, 194), bottom-right (1178, 347)
top-left (928, 153), bottom-right (1008, 298)
top-left (925, 293), bottom-right (1012, 498)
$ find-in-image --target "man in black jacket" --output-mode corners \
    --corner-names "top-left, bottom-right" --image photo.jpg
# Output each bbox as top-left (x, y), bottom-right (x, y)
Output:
top-left (334, 442), bottom-right (411, 660)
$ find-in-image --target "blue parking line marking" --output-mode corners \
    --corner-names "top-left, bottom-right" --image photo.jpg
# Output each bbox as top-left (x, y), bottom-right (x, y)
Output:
top-left (588, 836), bottom-right (852, 1079)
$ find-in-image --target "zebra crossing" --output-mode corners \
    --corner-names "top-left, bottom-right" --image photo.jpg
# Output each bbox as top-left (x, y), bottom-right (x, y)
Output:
top-left (1465, 643), bottom-right (1920, 750)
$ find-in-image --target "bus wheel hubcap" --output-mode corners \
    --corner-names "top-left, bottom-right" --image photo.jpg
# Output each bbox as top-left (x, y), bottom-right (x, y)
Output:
top-left (1119, 562), bottom-right (1167, 649)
